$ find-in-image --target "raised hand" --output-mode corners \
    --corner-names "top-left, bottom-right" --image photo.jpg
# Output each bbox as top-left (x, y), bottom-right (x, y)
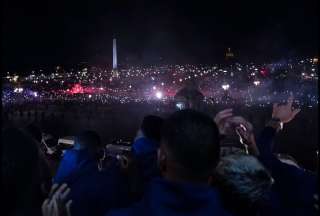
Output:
top-left (272, 96), bottom-right (301, 124)
top-left (42, 184), bottom-right (73, 216)
top-left (214, 108), bottom-right (233, 134)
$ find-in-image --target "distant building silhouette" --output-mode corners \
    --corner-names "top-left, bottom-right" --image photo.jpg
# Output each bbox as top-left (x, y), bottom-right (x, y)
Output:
top-left (225, 48), bottom-right (235, 61)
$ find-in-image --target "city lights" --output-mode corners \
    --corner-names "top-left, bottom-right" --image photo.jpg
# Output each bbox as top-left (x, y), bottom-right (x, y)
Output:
top-left (155, 91), bottom-right (163, 99)
top-left (1, 58), bottom-right (317, 108)
top-left (222, 84), bottom-right (230, 90)
top-left (14, 87), bottom-right (23, 93)
top-left (176, 102), bottom-right (184, 110)
top-left (253, 80), bottom-right (260, 86)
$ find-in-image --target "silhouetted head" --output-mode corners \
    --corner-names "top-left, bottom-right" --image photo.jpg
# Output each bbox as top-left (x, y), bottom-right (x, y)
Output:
top-left (2, 127), bottom-right (44, 215)
top-left (159, 109), bottom-right (220, 183)
top-left (141, 115), bottom-right (164, 143)
top-left (25, 123), bottom-right (42, 143)
top-left (75, 130), bottom-right (102, 155)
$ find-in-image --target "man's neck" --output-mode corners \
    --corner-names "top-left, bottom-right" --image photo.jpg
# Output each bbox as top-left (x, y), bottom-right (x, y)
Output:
top-left (74, 143), bottom-right (85, 150)
top-left (163, 169), bottom-right (210, 185)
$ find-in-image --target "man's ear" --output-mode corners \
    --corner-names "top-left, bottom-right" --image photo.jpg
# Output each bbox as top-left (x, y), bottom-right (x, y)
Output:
top-left (157, 147), bottom-right (167, 173)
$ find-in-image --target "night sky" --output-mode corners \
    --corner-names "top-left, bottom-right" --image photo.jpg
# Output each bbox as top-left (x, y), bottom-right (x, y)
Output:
top-left (2, 0), bottom-right (318, 71)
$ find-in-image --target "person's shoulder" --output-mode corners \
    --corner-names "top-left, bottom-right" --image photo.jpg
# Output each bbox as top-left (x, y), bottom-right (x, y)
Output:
top-left (207, 187), bottom-right (235, 216)
top-left (105, 208), bottom-right (130, 216)
top-left (105, 205), bottom-right (142, 216)
top-left (105, 198), bottom-right (150, 216)
top-left (132, 137), bottom-right (157, 155)
top-left (62, 148), bottom-right (78, 155)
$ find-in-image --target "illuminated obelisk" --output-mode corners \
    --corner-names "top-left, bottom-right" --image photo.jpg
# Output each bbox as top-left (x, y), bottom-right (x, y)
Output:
top-left (111, 38), bottom-right (119, 79)
top-left (113, 38), bottom-right (117, 70)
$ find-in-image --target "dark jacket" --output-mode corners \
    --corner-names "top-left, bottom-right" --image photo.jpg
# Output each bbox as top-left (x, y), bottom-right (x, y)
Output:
top-left (132, 137), bottom-right (160, 181)
top-left (132, 137), bottom-right (159, 155)
top-left (130, 137), bottom-right (161, 201)
top-left (106, 177), bottom-right (233, 216)
top-left (53, 149), bottom-right (89, 183)
top-left (54, 149), bottom-right (130, 216)
top-left (257, 127), bottom-right (317, 216)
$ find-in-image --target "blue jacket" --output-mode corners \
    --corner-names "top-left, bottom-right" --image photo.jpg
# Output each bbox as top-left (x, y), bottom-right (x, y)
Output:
top-left (54, 149), bottom-right (90, 183)
top-left (257, 127), bottom-right (317, 216)
top-left (130, 137), bottom-right (161, 201)
top-left (54, 149), bottom-right (130, 216)
top-left (106, 177), bottom-right (233, 216)
top-left (132, 137), bottom-right (159, 155)
top-left (132, 137), bottom-right (160, 181)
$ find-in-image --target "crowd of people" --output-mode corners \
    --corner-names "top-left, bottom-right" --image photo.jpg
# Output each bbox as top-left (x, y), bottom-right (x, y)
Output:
top-left (2, 58), bottom-right (318, 107)
top-left (2, 95), bottom-right (318, 216)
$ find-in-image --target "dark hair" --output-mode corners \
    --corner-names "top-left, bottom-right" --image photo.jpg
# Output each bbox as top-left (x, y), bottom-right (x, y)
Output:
top-left (220, 146), bottom-right (246, 157)
top-left (214, 154), bottom-right (273, 215)
top-left (162, 109), bottom-right (220, 179)
top-left (141, 115), bottom-right (164, 143)
top-left (25, 123), bottom-right (42, 143)
top-left (75, 130), bottom-right (102, 151)
top-left (2, 127), bottom-right (43, 215)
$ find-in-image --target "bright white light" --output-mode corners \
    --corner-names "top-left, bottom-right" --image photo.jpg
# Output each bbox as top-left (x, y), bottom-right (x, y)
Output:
top-left (14, 87), bottom-right (23, 93)
top-left (155, 91), bottom-right (163, 99)
top-left (33, 92), bottom-right (38, 97)
top-left (100, 87), bottom-right (104, 90)
top-left (253, 80), bottom-right (261, 86)
top-left (153, 86), bottom-right (157, 90)
top-left (12, 75), bottom-right (19, 82)
top-left (222, 84), bottom-right (230, 90)
top-left (176, 102), bottom-right (184, 110)
top-left (88, 94), bottom-right (92, 98)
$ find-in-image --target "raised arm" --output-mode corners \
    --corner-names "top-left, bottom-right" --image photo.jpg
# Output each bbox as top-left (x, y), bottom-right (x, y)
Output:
top-left (257, 96), bottom-right (300, 160)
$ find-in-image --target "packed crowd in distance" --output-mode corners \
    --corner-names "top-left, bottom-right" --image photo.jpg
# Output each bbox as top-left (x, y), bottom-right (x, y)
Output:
top-left (2, 58), bottom-right (318, 107)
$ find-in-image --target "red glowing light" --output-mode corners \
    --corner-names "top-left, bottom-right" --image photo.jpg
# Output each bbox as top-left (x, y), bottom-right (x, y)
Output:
top-left (260, 69), bottom-right (268, 77)
top-left (71, 84), bottom-right (84, 94)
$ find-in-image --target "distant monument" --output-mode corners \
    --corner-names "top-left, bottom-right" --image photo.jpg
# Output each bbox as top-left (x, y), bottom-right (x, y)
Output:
top-left (113, 38), bottom-right (117, 69)
top-left (111, 38), bottom-right (119, 79)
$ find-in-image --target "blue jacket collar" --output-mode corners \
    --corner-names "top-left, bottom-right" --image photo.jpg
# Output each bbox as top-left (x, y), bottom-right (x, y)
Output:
top-left (139, 177), bottom-right (233, 216)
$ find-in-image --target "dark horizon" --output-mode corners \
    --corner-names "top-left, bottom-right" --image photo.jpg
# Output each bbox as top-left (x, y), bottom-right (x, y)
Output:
top-left (2, 0), bottom-right (318, 72)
